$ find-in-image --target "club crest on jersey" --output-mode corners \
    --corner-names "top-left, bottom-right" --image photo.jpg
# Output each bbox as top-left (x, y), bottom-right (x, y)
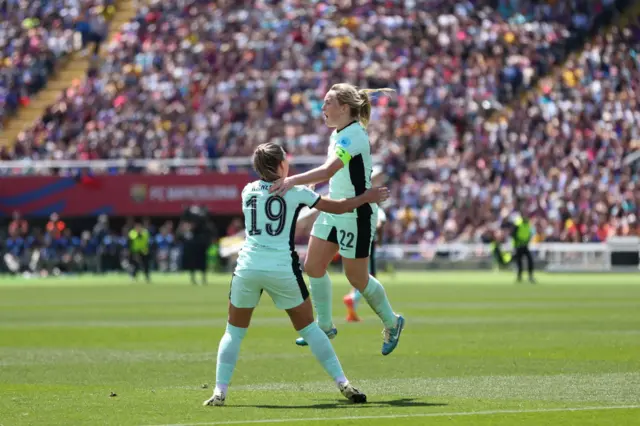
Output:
top-left (337, 137), bottom-right (351, 148)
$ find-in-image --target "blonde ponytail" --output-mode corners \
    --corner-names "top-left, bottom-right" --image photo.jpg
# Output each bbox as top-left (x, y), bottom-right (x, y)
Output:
top-left (357, 88), bottom-right (395, 128)
top-left (330, 84), bottom-right (395, 129)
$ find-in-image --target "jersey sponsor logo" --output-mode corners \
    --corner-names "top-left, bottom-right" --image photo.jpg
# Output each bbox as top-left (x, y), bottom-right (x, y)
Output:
top-left (337, 137), bottom-right (351, 148)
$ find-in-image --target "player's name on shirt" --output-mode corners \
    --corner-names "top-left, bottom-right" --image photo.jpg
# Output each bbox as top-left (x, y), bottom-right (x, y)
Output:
top-left (247, 182), bottom-right (274, 192)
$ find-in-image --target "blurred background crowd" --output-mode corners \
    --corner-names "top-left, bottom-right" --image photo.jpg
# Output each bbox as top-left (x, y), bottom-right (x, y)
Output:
top-left (0, 0), bottom-right (114, 127)
top-left (1, 210), bottom-right (224, 276)
top-left (1, 0), bottom-right (639, 266)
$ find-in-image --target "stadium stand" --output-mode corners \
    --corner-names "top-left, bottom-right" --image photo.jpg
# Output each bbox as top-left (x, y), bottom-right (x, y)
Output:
top-left (0, 0), bottom-right (116, 129)
top-left (383, 21), bottom-right (640, 245)
top-left (4, 0), bottom-right (606, 161)
top-left (1, 0), bottom-right (639, 275)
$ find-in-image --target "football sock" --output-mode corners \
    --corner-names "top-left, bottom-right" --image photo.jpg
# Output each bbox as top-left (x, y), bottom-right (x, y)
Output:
top-left (351, 289), bottom-right (363, 309)
top-left (298, 322), bottom-right (347, 384)
top-left (215, 323), bottom-right (247, 390)
top-left (362, 275), bottom-right (397, 329)
top-left (309, 273), bottom-right (333, 331)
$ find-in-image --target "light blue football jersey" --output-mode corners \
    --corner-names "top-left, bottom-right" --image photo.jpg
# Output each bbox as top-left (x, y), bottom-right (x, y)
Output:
top-left (235, 181), bottom-right (320, 273)
top-left (327, 121), bottom-right (374, 219)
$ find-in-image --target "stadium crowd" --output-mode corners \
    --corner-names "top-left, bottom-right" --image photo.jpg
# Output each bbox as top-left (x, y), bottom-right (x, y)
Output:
top-left (2, 0), bottom-right (637, 245)
top-left (382, 22), bottom-right (640, 245)
top-left (6, 0), bottom-right (605, 160)
top-left (1, 211), bottom-right (223, 276)
top-left (0, 0), bottom-right (114, 128)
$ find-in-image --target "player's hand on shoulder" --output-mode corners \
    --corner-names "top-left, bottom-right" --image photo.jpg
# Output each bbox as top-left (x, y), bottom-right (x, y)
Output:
top-left (364, 186), bottom-right (390, 204)
top-left (269, 177), bottom-right (294, 196)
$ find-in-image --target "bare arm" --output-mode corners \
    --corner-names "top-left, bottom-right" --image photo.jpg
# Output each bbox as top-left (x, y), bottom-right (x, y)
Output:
top-left (270, 157), bottom-right (343, 195)
top-left (314, 187), bottom-right (390, 215)
top-left (291, 156), bottom-right (343, 186)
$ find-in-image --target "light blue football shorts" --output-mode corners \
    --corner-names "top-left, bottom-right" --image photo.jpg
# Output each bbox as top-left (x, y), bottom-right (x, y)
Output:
top-left (311, 205), bottom-right (378, 259)
top-left (229, 269), bottom-right (310, 310)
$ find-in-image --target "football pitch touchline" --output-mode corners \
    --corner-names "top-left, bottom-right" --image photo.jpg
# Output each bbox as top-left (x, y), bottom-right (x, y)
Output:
top-left (146, 405), bottom-right (640, 426)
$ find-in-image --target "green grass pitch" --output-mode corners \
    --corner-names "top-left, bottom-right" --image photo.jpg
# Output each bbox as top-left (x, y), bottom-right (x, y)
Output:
top-left (1, 271), bottom-right (639, 426)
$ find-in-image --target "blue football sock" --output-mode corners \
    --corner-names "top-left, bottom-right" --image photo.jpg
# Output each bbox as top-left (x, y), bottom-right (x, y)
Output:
top-left (299, 322), bottom-right (347, 384)
top-left (215, 323), bottom-right (248, 391)
top-left (309, 273), bottom-right (333, 331)
top-left (362, 275), bottom-right (397, 329)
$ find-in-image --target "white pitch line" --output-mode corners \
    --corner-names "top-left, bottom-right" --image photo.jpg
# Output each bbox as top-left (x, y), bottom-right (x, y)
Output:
top-left (145, 404), bottom-right (640, 426)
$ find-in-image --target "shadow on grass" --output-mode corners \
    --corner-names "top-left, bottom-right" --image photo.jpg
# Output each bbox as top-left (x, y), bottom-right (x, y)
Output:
top-left (231, 398), bottom-right (447, 409)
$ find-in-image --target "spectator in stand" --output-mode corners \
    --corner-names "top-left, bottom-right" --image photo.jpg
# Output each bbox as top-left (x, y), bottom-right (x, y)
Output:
top-left (92, 213), bottom-right (110, 241)
top-left (27, 228), bottom-right (45, 272)
top-left (79, 230), bottom-right (100, 272)
top-left (9, 211), bottom-right (28, 236)
top-left (55, 227), bottom-right (80, 272)
top-left (46, 212), bottom-right (66, 239)
top-left (0, 0), bottom-right (116, 126)
top-left (99, 229), bottom-right (122, 272)
top-left (92, 214), bottom-right (110, 272)
top-left (142, 216), bottom-right (156, 236)
top-left (155, 222), bottom-right (176, 272)
top-left (75, 11), bottom-right (92, 54)
top-left (3, 226), bottom-right (25, 273)
top-left (87, 9), bottom-right (109, 55)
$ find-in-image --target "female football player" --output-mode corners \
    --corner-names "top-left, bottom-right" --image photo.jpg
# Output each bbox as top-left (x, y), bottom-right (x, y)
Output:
top-left (204, 142), bottom-right (389, 406)
top-left (270, 84), bottom-right (404, 356)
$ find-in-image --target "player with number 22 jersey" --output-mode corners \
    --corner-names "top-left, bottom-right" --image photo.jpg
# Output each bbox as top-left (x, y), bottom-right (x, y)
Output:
top-left (312, 121), bottom-right (378, 259)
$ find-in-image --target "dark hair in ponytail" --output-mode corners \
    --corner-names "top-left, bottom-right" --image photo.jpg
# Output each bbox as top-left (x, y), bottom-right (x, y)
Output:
top-left (252, 143), bottom-right (286, 182)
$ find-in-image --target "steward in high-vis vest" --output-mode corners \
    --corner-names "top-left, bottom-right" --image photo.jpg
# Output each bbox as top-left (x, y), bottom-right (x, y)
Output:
top-left (512, 216), bottom-right (536, 283)
top-left (129, 222), bottom-right (151, 282)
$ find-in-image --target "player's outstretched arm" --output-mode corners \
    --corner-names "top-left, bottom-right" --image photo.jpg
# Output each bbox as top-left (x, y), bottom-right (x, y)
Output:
top-left (270, 157), bottom-right (343, 195)
top-left (315, 187), bottom-right (390, 215)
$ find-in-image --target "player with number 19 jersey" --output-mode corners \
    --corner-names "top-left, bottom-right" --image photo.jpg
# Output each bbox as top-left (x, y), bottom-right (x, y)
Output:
top-left (232, 180), bottom-right (321, 310)
top-left (236, 181), bottom-right (320, 274)
top-left (312, 121), bottom-right (379, 259)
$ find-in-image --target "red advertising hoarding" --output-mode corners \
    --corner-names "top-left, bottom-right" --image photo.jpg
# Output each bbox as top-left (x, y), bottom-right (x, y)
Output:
top-left (0, 173), bottom-right (252, 217)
